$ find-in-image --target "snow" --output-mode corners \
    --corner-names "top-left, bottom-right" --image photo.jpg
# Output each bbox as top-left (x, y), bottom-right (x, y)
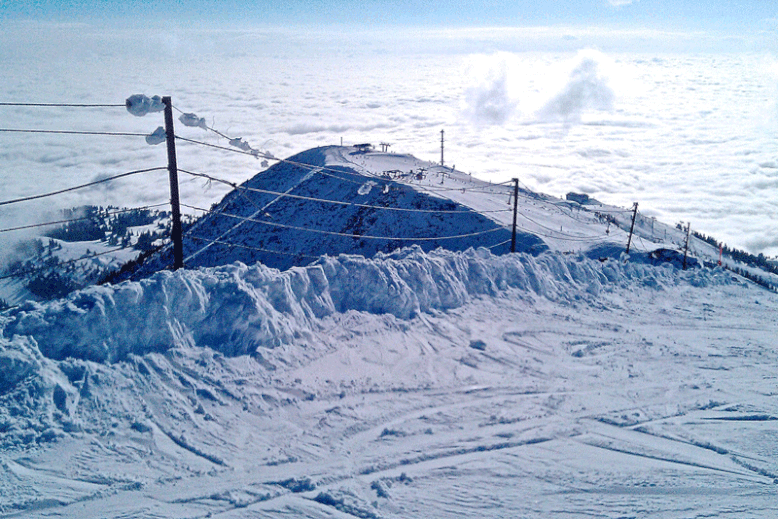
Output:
top-left (124, 94), bottom-right (164, 117)
top-left (179, 112), bottom-right (209, 130)
top-left (144, 126), bottom-right (166, 146)
top-left (8, 246), bottom-right (707, 362)
top-left (128, 143), bottom-right (739, 286)
top-left (228, 137), bottom-right (253, 152)
top-left (2, 242), bottom-right (777, 517)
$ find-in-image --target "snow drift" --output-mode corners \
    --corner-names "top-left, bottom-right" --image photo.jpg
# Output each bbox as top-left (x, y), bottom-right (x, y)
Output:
top-left (3, 246), bottom-right (774, 519)
top-left (2, 247), bottom-right (734, 366)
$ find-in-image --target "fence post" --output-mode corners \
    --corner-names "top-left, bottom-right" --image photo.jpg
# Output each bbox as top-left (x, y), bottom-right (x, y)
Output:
top-left (510, 178), bottom-right (519, 253)
top-left (625, 202), bottom-right (638, 254)
top-left (163, 96), bottom-right (184, 270)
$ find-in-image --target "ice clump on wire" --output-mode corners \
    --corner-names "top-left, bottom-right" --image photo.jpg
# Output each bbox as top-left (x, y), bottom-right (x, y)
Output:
top-left (145, 126), bottom-right (166, 145)
top-left (179, 112), bottom-right (208, 129)
top-left (125, 94), bottom-right (164, 117)
top-left (229, 137), bottom-right (252, 151)
top-left (1, 247), bottom-right (733, 366)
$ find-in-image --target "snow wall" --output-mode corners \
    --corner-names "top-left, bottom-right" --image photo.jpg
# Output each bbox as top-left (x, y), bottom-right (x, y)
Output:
top-left (1, 246), bottom-right (735, 366)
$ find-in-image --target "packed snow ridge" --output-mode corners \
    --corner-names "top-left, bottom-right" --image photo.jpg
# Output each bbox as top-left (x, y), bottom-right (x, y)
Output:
top-left (2, 246), bottom-right (733, 367)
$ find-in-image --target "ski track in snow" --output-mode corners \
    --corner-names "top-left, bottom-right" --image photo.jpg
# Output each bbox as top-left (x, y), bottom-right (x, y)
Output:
top-left (1, 247), bottom-right (778, 518)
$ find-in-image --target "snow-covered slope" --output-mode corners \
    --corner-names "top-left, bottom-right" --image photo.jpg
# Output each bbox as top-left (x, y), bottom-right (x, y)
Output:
top-left (121, 145), bottom-right (776, 288)
top-left (127, 145), bottom-right (632, 278)
top-left (7, 145), bottom-right (773, 302)
top-left (2, 146), bottom-right (778, 518)
top-left (2, 246), bottom-right (777, 517)
top-left (0, 206), bottom-right (172, 307)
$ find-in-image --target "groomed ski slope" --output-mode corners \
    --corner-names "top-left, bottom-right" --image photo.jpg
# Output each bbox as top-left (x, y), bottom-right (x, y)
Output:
top-left (1, 247), bottom-right (778, 517)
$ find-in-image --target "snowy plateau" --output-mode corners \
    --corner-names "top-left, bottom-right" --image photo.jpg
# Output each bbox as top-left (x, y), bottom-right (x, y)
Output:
top-left (2, 146), bottom-right (778, 518)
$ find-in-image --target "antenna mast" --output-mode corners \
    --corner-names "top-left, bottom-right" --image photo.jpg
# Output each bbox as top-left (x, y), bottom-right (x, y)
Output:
top-left (440, 129), bottom-right (444, 166)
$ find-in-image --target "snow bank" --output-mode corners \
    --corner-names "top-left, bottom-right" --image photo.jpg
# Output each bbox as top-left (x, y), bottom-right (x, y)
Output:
top-left (1, 247), bottom-right (733, 365)
top-left (0, 336), bottom-right (41, 393)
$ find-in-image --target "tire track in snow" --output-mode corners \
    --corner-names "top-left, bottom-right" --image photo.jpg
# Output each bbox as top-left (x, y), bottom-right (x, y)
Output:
top-left (355, 436), bottom-right (554, 477)
top-left (574, 422), bottom-right (772, 484)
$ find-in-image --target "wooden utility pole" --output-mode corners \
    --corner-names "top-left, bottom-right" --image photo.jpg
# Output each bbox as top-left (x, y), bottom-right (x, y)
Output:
top-left (625, 202), bottom-right (638, 254)
top-left (511, 178), bottom-right (519, 253)
top-left (163, 96), bottom-right (184, 270)
top-left (682, 222), bottom-right (691, 270)
top-left (440, 129), bottom-right (444, 166)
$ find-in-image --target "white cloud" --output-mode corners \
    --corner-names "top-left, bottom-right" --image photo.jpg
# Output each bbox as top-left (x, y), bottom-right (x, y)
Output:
top-left (537, 49), bottom-right (616, 122)
top-left (1, 25), bottom-right (778, 262)
top-left (607, 0), bottom-right (638, 6)
top-left (462, 53), bottom-right (522, 125)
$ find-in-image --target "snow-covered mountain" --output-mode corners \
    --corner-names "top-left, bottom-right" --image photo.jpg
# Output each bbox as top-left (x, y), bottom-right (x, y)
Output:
top-left (2, 145), bottom-right (778, 518)
top-left (5, 145), bottom-right (775, 303)
top-left (3, 245), bottom-right (778, 517)
top-left (120, 145), bottom-right (777, 288)
top-left (126, 146), bottom-right (545, 279)
top-left (0, 206), bottom-right (176, 309)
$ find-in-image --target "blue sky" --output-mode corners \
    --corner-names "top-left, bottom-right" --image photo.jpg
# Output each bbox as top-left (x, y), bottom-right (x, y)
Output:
top-left (2, 0), bottom-right (776, 33)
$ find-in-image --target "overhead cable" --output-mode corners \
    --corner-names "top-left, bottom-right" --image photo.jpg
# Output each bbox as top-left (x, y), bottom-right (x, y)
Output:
top-left (188, 235), bottom-right (321, 260)
top-left (179, 169), bottom-right (511, 215)
top-left (0, 243), bottom-right (147, 282)
top-left (487, 239), bottom-right (512, 250)
top-left (517, 211), bottom-right (613, 242)
top-left (175, 134), bottom-right (511, 197)
top-left (175, 135), bottom-right (266, 159)
top-left (184, 204), bottom-right (506, 241)
top-left (0, 102), bottom-right (125, 108)
top-left (0, 167), bottom-right (167, 207)
top-left (0, 203), bottom-right (170, 234)
top-left (0, 128), bottom-right (149, 137)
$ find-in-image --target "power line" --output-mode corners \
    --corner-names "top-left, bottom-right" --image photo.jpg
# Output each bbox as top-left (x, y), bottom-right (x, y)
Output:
top-left (177, 135), bottom-right (389, 186)
top-left (407, 177), bottom-right (514, 196)
top-left (0, 167), bottom-right (167, 207)
top-left (487, 239), bottom-right (512, 250)
top-left (167, 103), bottom-right (626, 232)
top-left (0, 128), bottom-right (148, 137)
top-left (0, 243), bottom-right (147, 282)
top-left (182, 204), bottom-right (506, 242)
top-left (589, 206), bottom-right (634, 215)
top-left (175, 135), bottom-right (265, 158)
top-left (0, 203), bottom-right (170, 234)
top-left (0, 102), bottom-right (125, 108)
top-left (515, 179), bottom-right (633, 216)
top-left (188, 235), bottom-right (321, 260)
top-left (517, 211), bottom-right (612, 243)
top-left (171, 104), bottom-right (236, 142)
top-left (179, 169), bottom-right (511, 215)
top-left (175, 134), bottom-right (511, 197)
top-left (337, 153), bottom-right (515, 195)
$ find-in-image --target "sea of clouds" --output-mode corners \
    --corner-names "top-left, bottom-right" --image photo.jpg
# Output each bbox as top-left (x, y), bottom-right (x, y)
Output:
top-left (1, 23), bottom-right (777, 259)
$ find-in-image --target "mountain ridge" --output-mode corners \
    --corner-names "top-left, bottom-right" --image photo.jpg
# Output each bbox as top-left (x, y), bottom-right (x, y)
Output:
top-left (125, 145), bottom-right (547, 280)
